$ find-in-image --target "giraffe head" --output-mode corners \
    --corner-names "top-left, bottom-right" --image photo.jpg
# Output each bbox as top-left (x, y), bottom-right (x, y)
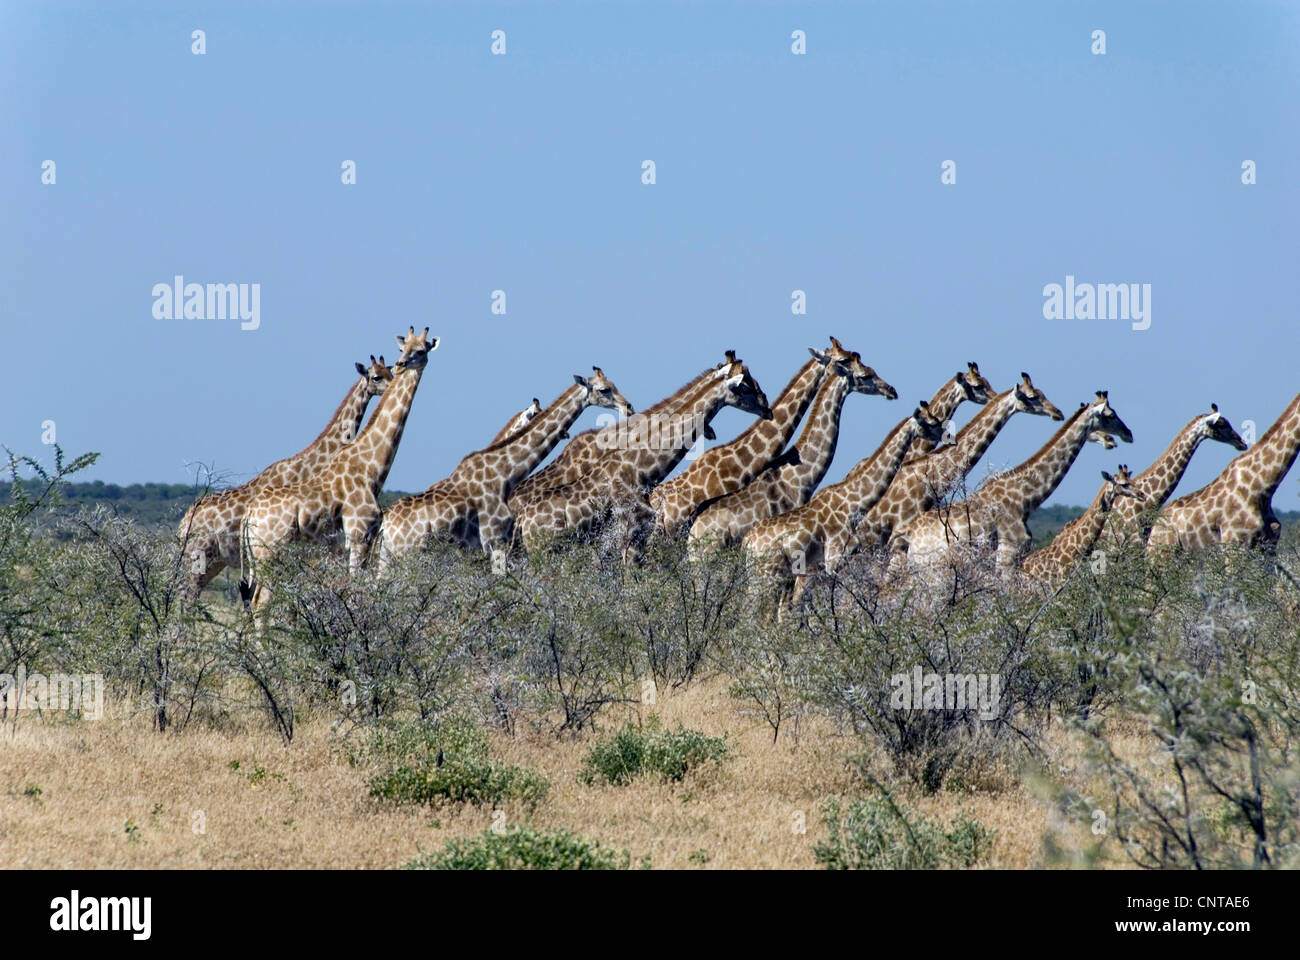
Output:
top-left (716, 352), bottom-right (774, 420)
top-left (1084, 391), bottom-right (1134, 443)
top-left (1099, 464), bottom-right (1145, 510)
top-left (956, 361), bottom-right (997, 405)
top-left (912, 400), bottom-right (947, 446)
top-left (1199, 403), bottom-right (1248, 451)
top-left (1088, 430), bottom-right (1118, 450)
top-left (811, 337), bottom-right (898, 399)
top-left (575, 366), bottom-right (635, 417)
top-left (354, 355), bottom-right (395, 398)
top-left (392, 326), bottom-right (438, 371)
top-left (1013, 372), bottom-right (1065, 420)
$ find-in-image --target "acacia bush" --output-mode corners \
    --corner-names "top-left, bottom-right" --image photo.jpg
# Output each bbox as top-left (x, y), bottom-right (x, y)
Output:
top-left (1042, 545), bottom-right (1300, 869)
top-left (405, 826), bottom-right (637, 870)
top-left (5, 446), bottom-right (1300, 870)
top-left (813, 792), bottom-right (994, 870)
top-left (580, 717), bottom-right (729, 786)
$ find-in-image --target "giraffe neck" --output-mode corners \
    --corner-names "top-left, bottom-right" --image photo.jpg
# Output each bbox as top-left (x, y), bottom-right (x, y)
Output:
top-left (988, 405), bottom-right (1094, 520)
top-left (503, 384), bottom-right (591, 488)
top-left (635, 364), bottom-right (725, 420)
top-left (489, 408), bottom-right (532, 446)
top-left (1054, 483), bottom-right (1114, 566)
top-left (932, 388), bottom-right (1023, 482)
top-left (577, 364), bottom-right (724, 470)
top-left (907, 377), bottom-right (966, 461)
top-left (627, 373), bottom-right (734, 486)
top-left (783, 371), bottom-right (854, 500)
top-left (280, 374), bottom-right (373, 475)
top-left (681, 358), bottom-right (825, 485)
top-left (828, 416), bottom-right (918, 519)
top-left (1131, 415), bottom-right (1206, 506)
top-left (1228, 390), bottom-right (1300, 503)
top-left (346, 363), bottom-right (425, 494)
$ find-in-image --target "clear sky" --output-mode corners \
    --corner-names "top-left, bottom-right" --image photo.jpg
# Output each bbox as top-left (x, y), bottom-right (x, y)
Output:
top-left (4, 1), bottom-right (1298, 506)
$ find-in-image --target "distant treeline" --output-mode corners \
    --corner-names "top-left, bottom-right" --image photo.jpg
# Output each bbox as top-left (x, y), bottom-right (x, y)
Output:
top-left (3, 479), bottom-right (1297, 542)
top-left (0, 479), bottom-right (416, 528)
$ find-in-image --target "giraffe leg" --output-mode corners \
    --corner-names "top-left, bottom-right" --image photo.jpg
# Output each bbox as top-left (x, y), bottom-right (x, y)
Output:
top-left (345, 506), bottom-right (382, 576)
top-left (620, 497), bottom-right (655, 565)
top-left (478, 506), bottom-right (513, 572)
top-left (788, 572), bottom-right (811, 612)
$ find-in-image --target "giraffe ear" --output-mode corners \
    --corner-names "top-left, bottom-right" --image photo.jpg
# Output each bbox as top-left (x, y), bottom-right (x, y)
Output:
top-left (395, 333), bottom-right (408, 348)
top-left (356, 362), bottom-right (366, 376)
top-left (809, 348), bottom-right (830, 364)
top-left (574, 374), bottom-right (589, 388)
top-left (703, 424), bottom-right (717, 441)
top-left (1101, 470), bottom-right (1115, 483)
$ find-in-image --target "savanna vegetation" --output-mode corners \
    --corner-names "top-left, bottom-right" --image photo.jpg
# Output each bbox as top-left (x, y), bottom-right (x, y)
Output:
top-left (3, 448), bottom-right (1299, 869)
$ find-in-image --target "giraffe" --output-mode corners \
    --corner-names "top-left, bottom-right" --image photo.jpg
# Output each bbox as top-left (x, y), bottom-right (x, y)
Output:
top-left (1147, 390), bottom-right (1300, 552)
top-left (854, 373), bottom-right (1065, 553)
top-left (889, 392), bottom-right (1134, 573)
top-left (378, 368), bottom-right (634, 567)
top-left (177, 355), bottom-right (393, 597)
top-left (649, 338), bottom-right (840, 537)
top-left (1097, 404), bottom-right (1247, 547)
top-left (241, 327), bottom-right (437, 618)
top-left (906, 362), bottom-right (998, 462)
top-left (1019, 465), bottom-right (1144, 588)
top-left (742, 403), bottom-right (947, 615)
top-left (488, 398), bottom-right (543, 445)
top-left (514, 352), bottom-right (773, 556)
top-left (686, 347), bottom-right (898, 552)
top-left (507, 356), bottom-right (731, 514)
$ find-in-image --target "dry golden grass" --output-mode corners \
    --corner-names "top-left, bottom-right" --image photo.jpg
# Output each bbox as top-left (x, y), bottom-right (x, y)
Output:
top-left (0, 677), bottom-right (1124, 869)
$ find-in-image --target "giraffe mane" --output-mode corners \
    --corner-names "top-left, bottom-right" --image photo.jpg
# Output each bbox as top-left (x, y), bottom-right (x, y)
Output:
top-left (638, 366), bottom-right (728, 418)
top-left (1245, 390), bottom-right (1300, 451)
top-left (469, 384), bottom-right (583, 458)
top-left (841, 415), bottom-right (917, 484)
top-left (297, 368), bottom-right (368, 450)
top-left (1132, 413), bottom-right (1212, 483)
top-left (987, 403), bottom-right (1089, 485)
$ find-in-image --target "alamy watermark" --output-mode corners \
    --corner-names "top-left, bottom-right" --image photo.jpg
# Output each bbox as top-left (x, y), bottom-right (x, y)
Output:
top-left (1042, 275), bottom-right (1150, 331)
top-left (1, 666), bottom-right (104, 720)
top-left (152, 275), bottom-right (260, 330)
top-left (890, 666), bottom-right (1002, 721)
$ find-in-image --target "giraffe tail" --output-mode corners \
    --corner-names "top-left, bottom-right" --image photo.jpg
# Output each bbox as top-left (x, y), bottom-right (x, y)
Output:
top-left (237, 517), bottom-right (256, 611)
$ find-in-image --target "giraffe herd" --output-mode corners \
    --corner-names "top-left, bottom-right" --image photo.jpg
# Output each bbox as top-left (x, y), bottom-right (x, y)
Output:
top-left (176, 330), bottom-right (1300, 622)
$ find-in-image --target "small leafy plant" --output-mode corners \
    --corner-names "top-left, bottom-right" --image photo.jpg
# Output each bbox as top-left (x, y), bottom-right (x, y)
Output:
top-left (364, 717), bottom-right (549, 811)
top-left (580, 719), bottom-right (729, 786)
top-left (404, 827), bottom-right (634, 870)
top-left (813, 793), bottom-right (993, 870)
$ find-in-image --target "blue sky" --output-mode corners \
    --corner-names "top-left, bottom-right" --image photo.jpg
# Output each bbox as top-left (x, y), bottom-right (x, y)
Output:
top-left (3, 0), bottom-right (1298, 506)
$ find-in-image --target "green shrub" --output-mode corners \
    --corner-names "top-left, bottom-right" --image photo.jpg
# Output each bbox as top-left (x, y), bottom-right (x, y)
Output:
top-left (812, 794), bottom-right (994, 870)
top-left (362, 717), bottom-right (549, 811)
top-left (350, 715), bottom-right (488, 768)
top-left (1042, 545), bottom-right (1300, 869)
top-left (580, 719), bottom-right (729, 786)
top-left (404, 827), bottom-right (634, 870)
top-left (370, 756), bottom-right (550, 810)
